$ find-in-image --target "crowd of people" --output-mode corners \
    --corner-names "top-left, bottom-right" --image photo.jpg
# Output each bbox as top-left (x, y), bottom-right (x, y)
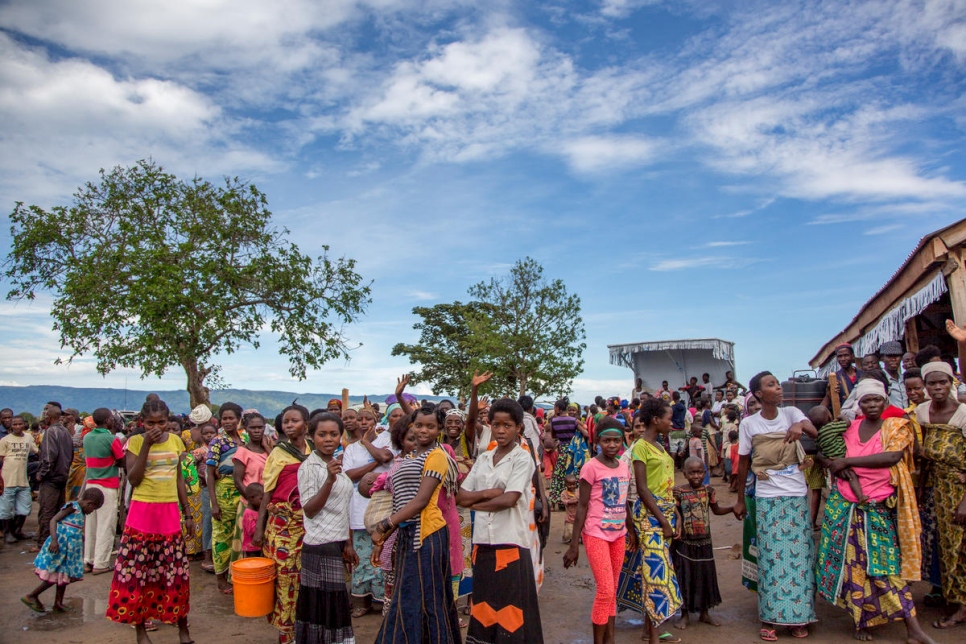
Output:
top-left (0, 328), bottom-right (965, 644)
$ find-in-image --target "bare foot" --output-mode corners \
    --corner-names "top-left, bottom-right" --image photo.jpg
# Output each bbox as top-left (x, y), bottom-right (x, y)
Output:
top-left (854, 629), bottom-right (873, 641)
top-left (676, 612), bottom-right (689, 630)
top-left (135, 624), bottom-right (155, 644)
top-left (700, 611), bottom-right (721, 626)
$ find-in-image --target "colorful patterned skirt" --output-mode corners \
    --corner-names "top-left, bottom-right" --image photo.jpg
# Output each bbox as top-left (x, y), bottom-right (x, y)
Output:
top-left (616, 534), bottom-right (644, 613)
top-left (671, 538), bottom-right (721, 613)
top-left (65, 447), bottom-right (86, 502)
top-left (922, 422), bottom-right (966, 605)
top-left (264, 503), bottom-right (305, 642)
top-left (754, 496), bottom-right (815, 626)
top-left (633, 496), bottom-right (682, 625)
top-left (351, 528), bottom-right (385, 601)
top-left (466, 544), bottom-right (543, 644)
top-left (741, 494), bottom-right (758, 592)
top-left (374, 525), bottom-right (461, 644)
top-left (816, 490), bottom-right (915, 630)
top-left (182, 489), bottom-right (205, 556)
top-left (918, 485), bottom-right (942, 587)
top-left (106, 502), bottom-right (189, 625)
top-left (295, 542), bottom-right (355, 644)
top-left (211, 476), bottom-right (242, 575)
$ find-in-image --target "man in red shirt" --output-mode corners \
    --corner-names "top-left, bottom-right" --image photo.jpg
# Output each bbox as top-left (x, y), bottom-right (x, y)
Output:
top-left (82, 408), bottom-right (125, 573)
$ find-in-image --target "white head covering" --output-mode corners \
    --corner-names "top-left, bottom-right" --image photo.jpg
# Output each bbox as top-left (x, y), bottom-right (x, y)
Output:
top-left (189, 404), bottom-right (213, 425)
top-left (854, 379), bottom-right (888, 402)
top-left (921, 361), bottom-right (954, 381)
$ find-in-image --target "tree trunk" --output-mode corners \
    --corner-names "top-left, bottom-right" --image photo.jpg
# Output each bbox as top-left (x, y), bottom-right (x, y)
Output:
top-left (182, 358), bottom-right (211, 408)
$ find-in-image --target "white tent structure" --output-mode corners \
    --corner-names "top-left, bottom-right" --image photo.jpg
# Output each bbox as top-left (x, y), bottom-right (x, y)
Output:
top-left (608, 338), bottom-right (736, 400)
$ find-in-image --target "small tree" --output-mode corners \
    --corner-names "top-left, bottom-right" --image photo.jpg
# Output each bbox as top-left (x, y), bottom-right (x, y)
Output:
top-left (394, 258), bottom-right (584, 400)
top-left (5, 160), bottom-right (371, 407)
top-left (467, 257), bottom-right (585, 398)
top-left (391, 301), bottom-right (495, 400)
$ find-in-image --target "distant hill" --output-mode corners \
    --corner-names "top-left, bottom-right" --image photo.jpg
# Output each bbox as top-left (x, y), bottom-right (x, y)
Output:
top-left (0, 385), bottom-right (453, 418)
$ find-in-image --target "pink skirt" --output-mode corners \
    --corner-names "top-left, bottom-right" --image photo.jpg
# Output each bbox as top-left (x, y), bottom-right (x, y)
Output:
top-left (126, 500), bottom-right (182, 535)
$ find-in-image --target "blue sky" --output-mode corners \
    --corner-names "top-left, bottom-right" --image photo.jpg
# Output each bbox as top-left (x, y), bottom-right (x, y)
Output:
top-left (1, 0), bottom-right (965, 403)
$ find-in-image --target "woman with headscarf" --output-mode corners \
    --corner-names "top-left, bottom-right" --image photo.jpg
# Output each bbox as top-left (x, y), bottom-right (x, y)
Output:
top-left (816, 379), bottom-right (935, 643)
top-left (916, 360), bottom-right (966, 630)
top-left (206, 401), bottom-right (248, 594)
top-left (442, 406), bottom-right (475, 604)
top-left (733, 372), bottom-right (817, 641)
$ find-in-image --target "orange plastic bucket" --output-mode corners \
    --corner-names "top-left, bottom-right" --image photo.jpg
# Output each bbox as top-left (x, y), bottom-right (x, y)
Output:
top-left (231, 557), bottom-right (276, 617)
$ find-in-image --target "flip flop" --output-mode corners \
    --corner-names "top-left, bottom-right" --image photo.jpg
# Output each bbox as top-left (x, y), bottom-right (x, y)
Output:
top-left (220, 586), bottom-right (234, 595)
top-left (91, 568), bottom-right (113, 575)
top-left (790, 625), bottom-right (809, 638)
top-left (643, 633), bottom-right (681, 642)
top-left (201, 563), bottom-right (215, 573)
top-left (21, 596), bottom-right (44, 613)
top-left (51, 604), bottom-right (74, 613)
top-left (760, 628), bottom-right (778, 641)
top-left (350, 606), bottom-right (370, 618)
top-left (933, 616), bottom-right (966, 629)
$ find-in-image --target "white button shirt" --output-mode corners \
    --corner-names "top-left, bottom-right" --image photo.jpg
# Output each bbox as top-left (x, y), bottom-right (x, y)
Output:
top-left (461, 444), bottom-right (535, 549)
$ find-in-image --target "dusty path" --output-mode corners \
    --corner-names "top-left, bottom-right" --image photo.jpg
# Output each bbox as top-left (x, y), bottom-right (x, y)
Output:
top-left (2, 474), bottom-right (961, 644)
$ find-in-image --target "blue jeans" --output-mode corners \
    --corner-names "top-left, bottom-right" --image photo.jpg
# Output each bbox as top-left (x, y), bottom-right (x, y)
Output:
top-left (0, 486), bottom-right (31, 519)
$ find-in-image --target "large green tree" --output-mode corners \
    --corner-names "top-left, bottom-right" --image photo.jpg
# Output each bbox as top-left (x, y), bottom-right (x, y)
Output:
top-left (394, 258), bottom-right (585, 399)
top-left (5, 160), bottom-right (371, 407)
top-left (391, 301), bottom-right (496, 401)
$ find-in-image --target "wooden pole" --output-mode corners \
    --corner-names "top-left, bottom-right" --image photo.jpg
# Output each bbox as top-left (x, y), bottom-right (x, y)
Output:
top-left (945, 250), bottom-right (966, 328)
top-left (904, 317), bottom-right (920, 354)
top-left (342, 388), bottom-right (350, 410)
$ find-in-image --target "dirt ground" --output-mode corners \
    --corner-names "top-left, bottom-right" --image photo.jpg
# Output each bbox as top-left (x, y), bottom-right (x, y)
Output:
top-left (2, 474), bottom-right (962, 644)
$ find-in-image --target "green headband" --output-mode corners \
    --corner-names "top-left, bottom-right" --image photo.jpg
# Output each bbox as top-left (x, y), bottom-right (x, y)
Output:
top-left (597, 427), bottom-right (624, 438)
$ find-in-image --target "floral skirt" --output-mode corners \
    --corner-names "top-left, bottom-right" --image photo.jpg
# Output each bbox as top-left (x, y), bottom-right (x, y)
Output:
top-left (265, 503), bottom-right (305, 640)
top-left (106, 523), bottom-right (190, 624)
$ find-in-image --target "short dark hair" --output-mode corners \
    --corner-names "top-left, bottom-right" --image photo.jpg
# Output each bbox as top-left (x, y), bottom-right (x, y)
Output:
top-left (46, 401), bottom-right (62, 410)
top-left (390, 415), bottom-right (412, 452)
top-left (92, 407), bottom-right (112, 426)
top-left (308, 411), bottom-right (343, 436)
top-left (749, 371), bottom-right (774, 401)
top-left (594, 416), bottom-right (625, 441)
top-left (671, 391), bottom-right (681, 401)
top-left (903, 367), bottom-right (922, 382)
top-left (488, 398), bottom-right (524, 425)
top-left (280, 403), bottom-right (310, 422)
top-left (219, 401), bottom-right (243, 420)
top-left (637, 397), bottom-right (669, 426)
top-left (411, 403), bottom-right (445, 427)
top-left (517, 395), bottom-right (534, 413)
top-left (141, 398), bottom-right (170, 418)
top-left (915, 345), bottom-right (941, 368)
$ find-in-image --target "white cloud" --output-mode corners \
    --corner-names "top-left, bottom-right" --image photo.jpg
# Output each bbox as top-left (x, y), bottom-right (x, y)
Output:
top-left (704, 241), bottom-right (750, 248)
top-left (560, 135), bottom-right (656, 173)
top-left (864, 223), bottom-right (904, 236)
top-left (0, 34), bottom-right (278, 204)
top-left (599, 0), bottom-right (663, 19)
top-left (650, 256), bottom-right (752, 272)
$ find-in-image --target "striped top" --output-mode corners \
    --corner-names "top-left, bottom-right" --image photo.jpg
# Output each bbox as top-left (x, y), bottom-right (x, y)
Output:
top-left (83, 427), bottom-right (125, 488)
top-left (390, 447), bottom-right (449, 549)
top-left (550, 416), bottom-right (578, 444)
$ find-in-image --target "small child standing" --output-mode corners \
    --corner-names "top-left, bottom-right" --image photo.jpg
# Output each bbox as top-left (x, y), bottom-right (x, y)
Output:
top-left (561, 475), bottom-right (579, 543)
top-left (22, 487), bottom-right (105, 612)
top-left (672, 457), bottom-right (732, 629)
top-left (242, 482), bottom-right (264, 557)
top-left (719, 410), bottom-right (738, 483)
top-left (727, 430), bottom-right (740, 493)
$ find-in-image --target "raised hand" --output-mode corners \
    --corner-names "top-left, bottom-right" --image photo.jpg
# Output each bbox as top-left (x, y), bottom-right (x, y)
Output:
top-left (395, 374), bottom-right (411, 396)
top-left (946, 319), bottom-right (966, 343)
top-left (471, 370), bottom-right (493, 388)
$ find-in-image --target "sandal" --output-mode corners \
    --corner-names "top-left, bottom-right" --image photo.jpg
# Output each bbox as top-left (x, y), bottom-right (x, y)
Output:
top-left (458, 618), bottom-right (468, 629)
top-left (760, 628), bottom-right (778, 641)
top-left (21, 596), bottom-right (44, 613)
top-left (201, 563), bottom-right (215, 573)
top-left (350, 606), bottom-right (370, 619)
top-left (643, 633), bottom-right (681, 642)
top-left (933, 616), bottom-right (966, 629)
top-left (790, 625), bottom-right (809, 638)
top-left (923, 592), bottom-right (944, 608)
